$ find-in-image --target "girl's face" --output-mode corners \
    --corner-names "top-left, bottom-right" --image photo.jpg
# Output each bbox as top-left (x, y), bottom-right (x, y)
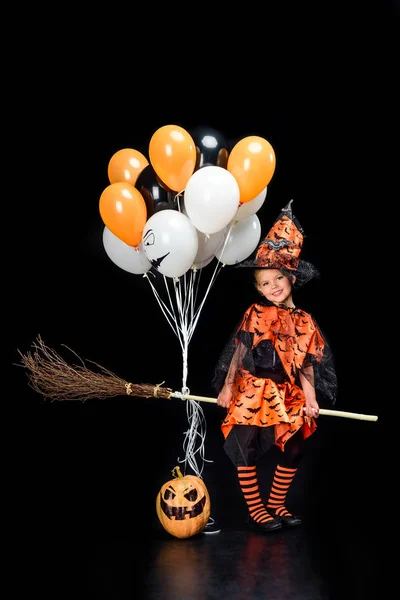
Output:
top-left (255, 269), bottom-right (295, 306)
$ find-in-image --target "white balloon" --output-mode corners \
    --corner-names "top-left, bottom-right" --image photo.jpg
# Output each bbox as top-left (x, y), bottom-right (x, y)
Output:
top-left (102, 226), bottom-right (151, 274)
top-left (142, 210), bottom-right (198, 278)
top-left (215, 215), bottom-right (262, 265)
top-left (184, 165), bottom-right (240, 235)
top-left (181, 200), bottom-right (226, 264)
top-left (193, 254), bottom-right (215, 270)
top-left (235, 187), bottom-right (267, 222)
top-left (194, 228), bottom-right (226, 264)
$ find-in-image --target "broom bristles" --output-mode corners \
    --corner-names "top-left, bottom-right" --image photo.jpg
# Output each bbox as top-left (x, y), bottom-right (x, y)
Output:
top-left (18, 336), bottom-right (173, 402)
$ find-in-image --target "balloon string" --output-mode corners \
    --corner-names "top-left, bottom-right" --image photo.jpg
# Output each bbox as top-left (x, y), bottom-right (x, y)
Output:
top-left (143, 217), bottom-right (237, 478)
top-left (144, 269), bottom-right (215, 478)
top-left (178, 392), bottom-right (213, 478)
top-left (175, 192), bottom-right (184, 212)
top-left (143, 274), bottom-right (181, 339)
top-left (171, 275), bottom-right (210, 477)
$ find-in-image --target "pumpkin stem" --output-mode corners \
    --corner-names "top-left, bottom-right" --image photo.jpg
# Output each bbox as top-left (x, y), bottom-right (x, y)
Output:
top-left (172, 466), bottom-right (184, 479)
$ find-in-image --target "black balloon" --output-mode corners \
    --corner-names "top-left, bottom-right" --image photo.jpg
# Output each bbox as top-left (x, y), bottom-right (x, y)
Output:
top-left (135, 164), bottom-right (178, 218)
top-left (190, 125), bottom-right (230, 171)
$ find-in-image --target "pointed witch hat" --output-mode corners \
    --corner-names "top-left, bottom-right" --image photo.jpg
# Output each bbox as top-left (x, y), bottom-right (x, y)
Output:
top-left (236, 199), bottom-right (319, 287)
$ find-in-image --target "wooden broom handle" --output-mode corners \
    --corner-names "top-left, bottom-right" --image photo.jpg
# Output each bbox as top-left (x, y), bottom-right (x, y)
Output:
top-left (170, 392), bottom-right (378, 422)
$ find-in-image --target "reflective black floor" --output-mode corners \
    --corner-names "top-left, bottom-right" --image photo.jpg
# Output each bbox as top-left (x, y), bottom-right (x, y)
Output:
top-left (33, 500), bottom-right (380, 600)
top-left (85, 516), bottom-right (379, 600)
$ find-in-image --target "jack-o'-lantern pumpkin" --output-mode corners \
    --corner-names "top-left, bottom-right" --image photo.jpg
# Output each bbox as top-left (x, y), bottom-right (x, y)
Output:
top-left (156, 466), bottom-right (211, 539)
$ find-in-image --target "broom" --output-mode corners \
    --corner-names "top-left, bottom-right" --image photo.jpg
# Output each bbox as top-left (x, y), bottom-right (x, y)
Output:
top-left (17, 336), bottom-right (378, 422)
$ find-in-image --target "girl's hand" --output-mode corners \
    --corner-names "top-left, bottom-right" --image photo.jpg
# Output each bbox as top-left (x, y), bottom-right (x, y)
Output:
top-left (304, 401), bottom-right (320, 419)
top-left (217, 385), bottom-right (233, 409)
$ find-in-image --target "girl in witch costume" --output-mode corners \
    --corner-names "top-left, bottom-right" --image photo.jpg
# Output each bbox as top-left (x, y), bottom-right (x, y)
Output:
top-left (213, 200), bottom-right (337, 533)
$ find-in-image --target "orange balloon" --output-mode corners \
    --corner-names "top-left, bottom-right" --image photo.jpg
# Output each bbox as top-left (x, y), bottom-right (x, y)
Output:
top-left (107, 148), bottom-right (149, 186)
top-left (149, 125), bottom-right (196, 192)
top-left (99, 182), bottom-right (147, 247)
top-left (227, 136), bottom-right (276, 204)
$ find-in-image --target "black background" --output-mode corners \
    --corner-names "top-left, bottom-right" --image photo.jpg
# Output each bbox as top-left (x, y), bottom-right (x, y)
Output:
top-left (8, 8), bottom-right (395, 594)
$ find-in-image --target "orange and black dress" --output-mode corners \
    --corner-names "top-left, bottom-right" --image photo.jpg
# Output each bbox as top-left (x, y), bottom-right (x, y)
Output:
top-left (212, 299), bottom-right (337, 466)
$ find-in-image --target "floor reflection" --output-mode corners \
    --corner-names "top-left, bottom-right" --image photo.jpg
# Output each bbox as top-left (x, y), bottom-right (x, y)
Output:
top-left (143, 526), bottom-right (329, 600)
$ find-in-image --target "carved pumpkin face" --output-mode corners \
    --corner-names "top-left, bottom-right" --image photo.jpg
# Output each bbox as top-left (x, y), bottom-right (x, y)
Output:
top-left (156, 467), bottom-right (211, 539)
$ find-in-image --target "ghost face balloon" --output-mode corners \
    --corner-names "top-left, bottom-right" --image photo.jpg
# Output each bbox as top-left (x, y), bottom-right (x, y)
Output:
top-left (142, 210), bottom-right (198, 278)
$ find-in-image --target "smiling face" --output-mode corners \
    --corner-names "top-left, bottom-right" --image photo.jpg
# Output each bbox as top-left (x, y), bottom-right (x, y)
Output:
top-left (254, 268), bottom-right (295, 308)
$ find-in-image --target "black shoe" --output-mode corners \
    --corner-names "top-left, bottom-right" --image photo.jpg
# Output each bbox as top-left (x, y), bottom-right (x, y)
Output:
top-left (202, 517), bottom-right (221, 534)
top-left (268, 509), bottom-right (302, 527)
top-left (248, 514), bottom-right (283, 533)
